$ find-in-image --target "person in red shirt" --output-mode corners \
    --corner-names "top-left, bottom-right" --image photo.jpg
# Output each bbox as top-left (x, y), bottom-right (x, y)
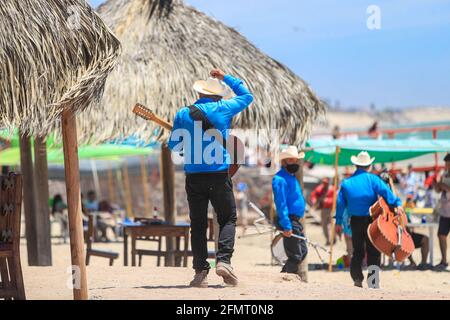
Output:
top-left (310, 178), bottom-right (335, 245)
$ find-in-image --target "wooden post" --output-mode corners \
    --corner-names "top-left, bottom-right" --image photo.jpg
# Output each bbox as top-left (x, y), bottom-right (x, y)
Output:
top-left (107, 166), bottom-right (116, 205)
top-left (296, 157), bottom-right (308, 278)
top-left (61, 109), bottom-right (88, 300)
top-left (160, 144), bottom-right (176, 266)
top-left (328, 146), bottom-right (341, 272)
top-left (140, 156), bottom-right (151, 217)
top-left (122, 159), bottom-right (133, 218)
top-left (33, 135), bottom-right (52, 266)
top-left (19, 133), bottom-right (39, 266)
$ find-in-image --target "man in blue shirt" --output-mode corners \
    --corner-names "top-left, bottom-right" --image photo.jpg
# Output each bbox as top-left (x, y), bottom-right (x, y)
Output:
top-left (168, 69), bottom-right (253, 288)
top-left (335, 151), bottom-right (404, 288)
top-left (272, 146), bottom-right (308, 282)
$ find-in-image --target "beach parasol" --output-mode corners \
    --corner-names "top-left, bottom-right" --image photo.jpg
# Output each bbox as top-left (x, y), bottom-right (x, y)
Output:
top-left (0, 0), bottom-right (121, 299)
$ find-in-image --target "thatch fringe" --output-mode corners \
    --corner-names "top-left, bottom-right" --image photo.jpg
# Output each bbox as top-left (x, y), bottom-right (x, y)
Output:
top-left (0, 0), bottom-right (121, 137)
top-left (78, 0), bottom-right (325, 146)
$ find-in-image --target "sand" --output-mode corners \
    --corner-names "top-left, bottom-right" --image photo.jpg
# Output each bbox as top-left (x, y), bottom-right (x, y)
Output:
top-left (20, 222), bottom-right (450, 300)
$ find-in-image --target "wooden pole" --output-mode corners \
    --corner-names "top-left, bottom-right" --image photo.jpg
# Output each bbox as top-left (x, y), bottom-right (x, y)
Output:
top-left (33, 135), bottom-right (52, 266)
top-left (328, 146), bottom-right (341, 272)
top-left (160, 144), bottom-right (176, 266)
top-left (19, 133), bottom-right (39, 266)
top-left (140, 156), bottom-right (151, 217)
top-left (122, 159), bottom-right (133, 218)
top-left (61, 109), bottom-right (88, 300)
top-left (107, 166), bottom-right (116, 205)
top-left (296, 157), bottom-right (308, 278)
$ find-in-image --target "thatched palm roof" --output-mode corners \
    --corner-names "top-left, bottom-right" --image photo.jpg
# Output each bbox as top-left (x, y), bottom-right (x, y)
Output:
top-left (0, 0), bottom-right (121, 136)
top-left (79, 0), bottom-right (325, 145)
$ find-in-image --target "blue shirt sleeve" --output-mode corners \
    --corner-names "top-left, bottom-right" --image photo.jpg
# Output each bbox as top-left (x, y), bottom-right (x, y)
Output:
top-left (272, 177), bottom-right (292, 231)
top-left (372, 175), bottom-right (402, 207)
top-left (335, 184), bottom-right (347, 225)
top-left (168, 111), bottom-right (183, 151)
top-left (222, 74), bottom-right (254, 116)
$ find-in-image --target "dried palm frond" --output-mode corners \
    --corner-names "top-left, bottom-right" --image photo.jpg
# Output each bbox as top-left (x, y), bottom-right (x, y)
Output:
top-left (0, 0), bottom-right (121, 136)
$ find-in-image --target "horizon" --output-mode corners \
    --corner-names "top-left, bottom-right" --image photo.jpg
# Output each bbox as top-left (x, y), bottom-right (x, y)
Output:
top-left (88, 0), bottom-right (450, 110)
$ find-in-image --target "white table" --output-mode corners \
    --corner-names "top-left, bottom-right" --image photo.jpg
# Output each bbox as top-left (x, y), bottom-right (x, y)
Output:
top-left (407, 222), bottom-right (439, 264)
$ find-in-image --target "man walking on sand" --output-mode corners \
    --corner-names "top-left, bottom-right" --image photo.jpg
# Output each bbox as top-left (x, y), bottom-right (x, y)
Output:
top-left (168, 69), bottom-right (254, 288)
top-left (272, 146), bottom-right (308, 282)
top-left (335, 151), bottom-right (404, 288)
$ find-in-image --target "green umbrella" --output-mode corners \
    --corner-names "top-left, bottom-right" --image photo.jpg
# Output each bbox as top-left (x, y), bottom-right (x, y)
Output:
top-left (0, 144), bottom-right (153, 166)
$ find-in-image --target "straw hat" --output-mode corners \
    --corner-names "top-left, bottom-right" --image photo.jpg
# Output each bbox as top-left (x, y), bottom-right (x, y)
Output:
top-left (351, 151), bottom-right (375, 166)
top-left (279, 146), bottom-right (305, 161)
top-left (193, 77), bottom-right (231, 97)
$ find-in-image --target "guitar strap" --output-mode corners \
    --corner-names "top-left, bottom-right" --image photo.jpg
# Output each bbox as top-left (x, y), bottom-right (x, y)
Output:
top-left (188, 105), bottom-right (237, 163)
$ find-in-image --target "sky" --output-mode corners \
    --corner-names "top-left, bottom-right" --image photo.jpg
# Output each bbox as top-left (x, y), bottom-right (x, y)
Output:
top-left (88, 0), bottom-right (450, 109)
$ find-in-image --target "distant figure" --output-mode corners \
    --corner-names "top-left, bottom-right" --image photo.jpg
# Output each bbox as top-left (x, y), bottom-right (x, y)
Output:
top-left (405, 164), bottom-right (420, 198)
top-left (96, 200), bottom-right (117, 242)
top-left (84, 190), bottom-right (99, 212)
top-left (368, 121), bottom-right (381, 139)
top-left (332, 125), bottom-right (341, 139)
top-left (235, 182), bottom-right (249, 233)
top-left (52, 194), bottom-right (68, 243)
top-left (310, 178), bottom-right (335, 245)
top-left (433, 153), bottom-right (450, 271)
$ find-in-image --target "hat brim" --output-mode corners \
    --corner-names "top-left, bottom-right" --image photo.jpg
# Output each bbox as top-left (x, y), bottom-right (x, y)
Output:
top-left (193, 80), bottom-right (231, 97)
top-left (279, 152), bottom-right (305, 162)
top-left (351, 156), bottom-right (375, 166)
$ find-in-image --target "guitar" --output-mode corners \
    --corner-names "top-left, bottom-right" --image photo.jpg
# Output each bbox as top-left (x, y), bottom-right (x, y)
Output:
top-left (133, 103), bottom-right (244, 177)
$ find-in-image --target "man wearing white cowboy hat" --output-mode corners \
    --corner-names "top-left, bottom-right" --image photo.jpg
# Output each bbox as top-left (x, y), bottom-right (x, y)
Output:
top-left (335, 151), bottom-right (403, 288)
top-left (168, 69), bottom-right (253, 288)
top-left (272, 146), bottom-right (308, 282)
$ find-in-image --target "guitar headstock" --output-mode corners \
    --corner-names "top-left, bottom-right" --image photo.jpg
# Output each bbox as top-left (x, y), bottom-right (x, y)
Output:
top-left (133, 103), bottom-right (156, 121)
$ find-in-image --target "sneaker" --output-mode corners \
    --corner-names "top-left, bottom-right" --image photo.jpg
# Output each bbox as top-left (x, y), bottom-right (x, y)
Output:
top-left (216, 262), bottom-right (238, 287)
top-left (417, 263), bottom-right (431, 271)
top-left (354, 280), bottom-right (363, 288)
top-left (433, 262), bottom-right (449, 272)
top-left (189, 270), bottom-right (209, 288)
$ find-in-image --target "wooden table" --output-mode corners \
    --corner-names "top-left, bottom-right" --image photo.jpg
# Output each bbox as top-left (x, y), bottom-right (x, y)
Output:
top-left (122, 223), bottom-right (190, 267)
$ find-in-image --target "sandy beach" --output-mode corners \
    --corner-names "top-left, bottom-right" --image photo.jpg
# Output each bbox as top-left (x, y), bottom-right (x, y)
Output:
top-left (21, 222), bottom-right (450, 300)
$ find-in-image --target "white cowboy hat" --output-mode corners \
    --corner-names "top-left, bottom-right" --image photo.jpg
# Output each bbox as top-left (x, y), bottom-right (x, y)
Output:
top-left (279, 146), bottom-right (305, 162)
top-left (351, 151), bottom-right (375, 166)
top-left (193, 77), bottom-right (231, 97)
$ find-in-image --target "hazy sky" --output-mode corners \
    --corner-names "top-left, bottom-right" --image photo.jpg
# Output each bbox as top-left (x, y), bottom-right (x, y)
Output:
top-left (88, 0), bottom-right (450, 109)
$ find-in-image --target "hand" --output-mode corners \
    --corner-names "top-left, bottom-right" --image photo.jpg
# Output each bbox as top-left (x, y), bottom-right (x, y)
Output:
top-left (396, 206), bottom-right (405, 216)
top-left (282, 230), bottom-right (293, 238)
top-left (210, 68), bottom-right (225, 81)
top-left (335, 224), bottom-right (343, 236)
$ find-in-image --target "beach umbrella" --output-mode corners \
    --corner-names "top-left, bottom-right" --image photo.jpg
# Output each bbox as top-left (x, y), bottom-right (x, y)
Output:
top-left (77, 0), bottom-right (325, 266)
top-left (79, 0), bottom-right (326, 145)
top-left (0, 0), bottom-right (121, 299)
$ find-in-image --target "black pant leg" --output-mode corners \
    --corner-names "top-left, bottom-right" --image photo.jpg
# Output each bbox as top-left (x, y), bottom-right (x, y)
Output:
top-left (282, 218), bottom-right (308, 273)
top-left (350, 217), bottom-right (366, 282)
top-left (186, 176), bottom-right (210, 272)
top-left (209, 176), bottom-right (237, 265)
top-left (365, 218), bottom-right (381, 269)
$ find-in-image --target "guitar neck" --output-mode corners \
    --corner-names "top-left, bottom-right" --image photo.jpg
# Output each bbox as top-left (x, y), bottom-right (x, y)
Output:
top-left (150, 116), bottom-right (173, 131)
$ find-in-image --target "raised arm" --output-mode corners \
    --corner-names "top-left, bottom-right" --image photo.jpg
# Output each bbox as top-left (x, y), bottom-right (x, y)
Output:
top-left (372, 175), bottom-right (402, 207)
top-left (210, 69), bottom-right (254, 116)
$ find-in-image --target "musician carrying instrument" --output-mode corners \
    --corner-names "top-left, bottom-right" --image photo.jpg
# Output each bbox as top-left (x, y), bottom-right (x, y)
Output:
top-left (367, 176), bottom-right (415, 262)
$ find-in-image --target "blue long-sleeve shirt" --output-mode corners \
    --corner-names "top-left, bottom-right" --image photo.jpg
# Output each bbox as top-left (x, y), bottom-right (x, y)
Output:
top-left (168, 74), bottom-right (254, 173)
top-left (335, 169), bottom-right (402, 225)
top-left (272, 168), bottom-right (306, 231)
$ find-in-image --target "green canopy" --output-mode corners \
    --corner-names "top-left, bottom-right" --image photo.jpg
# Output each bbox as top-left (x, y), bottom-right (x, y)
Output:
top-left (305, 139), bottom-right (450, 166)
top-left (0, 145), bottom-right (153, 166)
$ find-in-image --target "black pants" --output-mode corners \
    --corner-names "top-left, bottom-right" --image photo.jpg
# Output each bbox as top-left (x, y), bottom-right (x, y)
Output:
top-left (277, 216), bottom-right (308, 273)
top-left (350, 216), bottom-right (381, 282)
top-left (186, 172), bottom-right (237, 272)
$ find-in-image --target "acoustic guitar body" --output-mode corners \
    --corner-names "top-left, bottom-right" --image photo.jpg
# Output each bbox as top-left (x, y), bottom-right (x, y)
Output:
top-left (368, 198), bottom-right (415, 262)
